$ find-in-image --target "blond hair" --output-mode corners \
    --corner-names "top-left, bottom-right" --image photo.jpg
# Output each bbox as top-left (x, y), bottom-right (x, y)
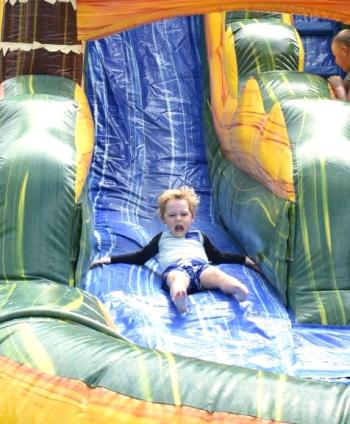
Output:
top-left (158, 186), bottom-right (199, 218)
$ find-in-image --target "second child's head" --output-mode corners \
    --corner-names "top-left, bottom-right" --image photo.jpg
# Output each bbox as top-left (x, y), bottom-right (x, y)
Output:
top-left (158, 186), bottom-right (199, 237)
top-left (331, 29), bottom-right (350, 73)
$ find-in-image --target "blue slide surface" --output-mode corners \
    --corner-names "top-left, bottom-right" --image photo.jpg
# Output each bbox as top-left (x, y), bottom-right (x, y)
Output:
top-left (85, 16), bottom-right (350, 382)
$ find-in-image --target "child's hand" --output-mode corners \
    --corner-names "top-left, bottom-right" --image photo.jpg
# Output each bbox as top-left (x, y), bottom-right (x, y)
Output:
top-left (244, 256), bottom-right (260, 273)
top-left (89, 257), bottom-right (111, 269)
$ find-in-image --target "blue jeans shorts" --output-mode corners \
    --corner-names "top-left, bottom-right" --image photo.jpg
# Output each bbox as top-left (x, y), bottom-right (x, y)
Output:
top-left (161, 259), bottom-right (211, 294)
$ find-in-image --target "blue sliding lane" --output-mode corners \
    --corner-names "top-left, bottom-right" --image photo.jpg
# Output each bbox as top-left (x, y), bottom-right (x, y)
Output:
top-left (85, 16), bottom-right (350, 382)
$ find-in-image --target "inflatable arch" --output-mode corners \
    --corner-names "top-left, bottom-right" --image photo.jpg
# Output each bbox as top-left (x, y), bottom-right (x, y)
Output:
top-left (1, 1), bottom-right (350, 423)
top-left (76, 1), bottom-right (350, 39)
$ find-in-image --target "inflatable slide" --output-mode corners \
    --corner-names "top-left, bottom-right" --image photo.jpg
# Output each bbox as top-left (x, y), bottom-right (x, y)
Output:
top-left (1, 1), bottom-right (350, 423)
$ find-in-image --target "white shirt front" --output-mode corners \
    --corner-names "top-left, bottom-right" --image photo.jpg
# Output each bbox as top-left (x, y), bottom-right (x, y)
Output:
top-left (158, 230), bottom-right (208, 271)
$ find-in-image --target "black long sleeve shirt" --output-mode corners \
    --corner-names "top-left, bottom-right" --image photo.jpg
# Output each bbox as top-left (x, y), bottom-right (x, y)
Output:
top-left (110, 231), bottom-right (245, 266)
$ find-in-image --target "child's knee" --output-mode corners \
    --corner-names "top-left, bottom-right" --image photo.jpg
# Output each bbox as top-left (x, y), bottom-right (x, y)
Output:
top-left (204, 266), bottom-right (225, 280)
top-left (166, 270), bottom-right (189, 286)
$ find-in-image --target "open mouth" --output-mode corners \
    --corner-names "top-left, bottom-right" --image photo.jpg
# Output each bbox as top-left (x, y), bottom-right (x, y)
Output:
top-left (175, 225), bottom-right (184, 232)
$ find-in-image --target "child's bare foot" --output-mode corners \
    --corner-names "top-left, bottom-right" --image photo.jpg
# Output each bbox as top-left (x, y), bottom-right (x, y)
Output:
top-left (222, 279), bottom-right (249, 302)
top-left (232, 285), bottom-right (249, 302)
top-left (172, 291), bottom-right (188, 313)
top-left (167, 274), bottom-right (190, 313)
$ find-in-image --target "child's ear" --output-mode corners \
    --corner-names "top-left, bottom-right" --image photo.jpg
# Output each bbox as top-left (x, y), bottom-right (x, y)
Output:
top-left (157, 208), bottom-right (165, 222)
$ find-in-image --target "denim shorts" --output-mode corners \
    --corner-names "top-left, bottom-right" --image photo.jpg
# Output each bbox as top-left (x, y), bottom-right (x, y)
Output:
top-left (161, 259), bottom-right (211, 294)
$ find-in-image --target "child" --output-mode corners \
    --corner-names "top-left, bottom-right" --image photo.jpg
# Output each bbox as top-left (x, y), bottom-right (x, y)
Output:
top-left (90, 186), bottom-right (258, 313)
top-left (328, 29), bottom-right (350, 101)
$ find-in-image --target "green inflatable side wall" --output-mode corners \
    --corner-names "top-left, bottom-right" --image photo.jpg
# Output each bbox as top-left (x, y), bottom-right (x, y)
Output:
top-left (0, 76), bottom-right (93, 287)
top-left (205, 18), bottom-right (350, 325)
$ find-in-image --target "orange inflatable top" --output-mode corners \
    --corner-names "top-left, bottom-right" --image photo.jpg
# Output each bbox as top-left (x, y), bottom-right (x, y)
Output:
top-left (77, 0), bottom-right (350, 40)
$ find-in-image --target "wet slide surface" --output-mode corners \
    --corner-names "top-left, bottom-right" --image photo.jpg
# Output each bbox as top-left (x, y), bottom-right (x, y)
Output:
top-left (85, 16), bottom-right (350, 382)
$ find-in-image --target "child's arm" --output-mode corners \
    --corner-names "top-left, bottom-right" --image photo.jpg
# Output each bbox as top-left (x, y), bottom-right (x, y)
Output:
top-left (202, 234), bottom-right (260, 272)
top-left (89, 233), bottom-right (161, 269)
top-left (203, 234), bottom-right (244, 263)
top-left (328, 75), bottom-right (348, 100)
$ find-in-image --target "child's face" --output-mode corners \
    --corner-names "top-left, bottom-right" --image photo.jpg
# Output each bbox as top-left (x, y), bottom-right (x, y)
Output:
top-left (162, 198), bottom-right (194, 237)
top-left (331, 41), bottom-right (350, 72)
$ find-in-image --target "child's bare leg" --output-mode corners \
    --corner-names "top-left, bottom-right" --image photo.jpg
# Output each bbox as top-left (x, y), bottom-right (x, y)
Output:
top-left (200, 266), bottom-right (248, 301)
top-left (166, 270), bottom-right (190, 313)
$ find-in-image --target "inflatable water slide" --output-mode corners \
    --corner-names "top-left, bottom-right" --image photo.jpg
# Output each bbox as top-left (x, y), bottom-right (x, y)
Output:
top-left (1, 1), bottom-right (350, 423)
